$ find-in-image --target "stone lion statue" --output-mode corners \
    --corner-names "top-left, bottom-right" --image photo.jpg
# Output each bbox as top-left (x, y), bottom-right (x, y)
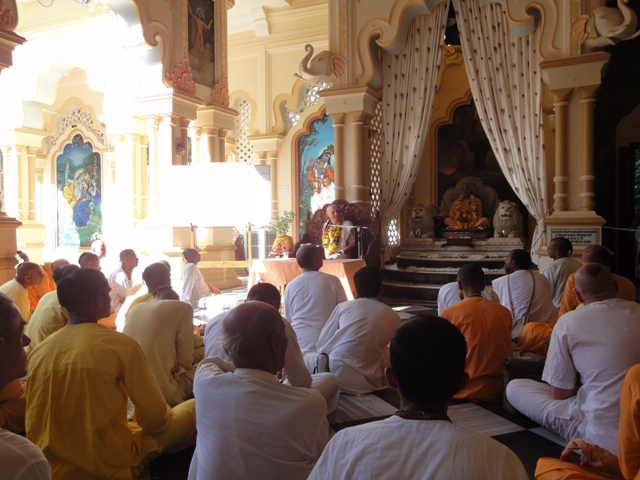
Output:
top-left (493, 200), bottom-right (523, 238)
top-left (409, 203), bottom-right (435, 238)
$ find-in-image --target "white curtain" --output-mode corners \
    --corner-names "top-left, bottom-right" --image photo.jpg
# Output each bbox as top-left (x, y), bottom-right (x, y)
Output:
top-left (379, 5), bottom-right (449, 260)
top-left (451, 0), bottom-right (549, 261)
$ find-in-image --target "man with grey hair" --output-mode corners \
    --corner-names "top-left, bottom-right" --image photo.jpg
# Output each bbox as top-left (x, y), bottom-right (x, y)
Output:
top-left (0, 292), bottom-right (51, 479)
top-left (190, 301), bottom-right (328, 479)
top-left (506, 262), bottom-right (640, 454)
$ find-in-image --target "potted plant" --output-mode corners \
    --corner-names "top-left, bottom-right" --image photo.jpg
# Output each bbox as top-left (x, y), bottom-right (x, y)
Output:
top-left (268, 210), bottom-right (296, 257)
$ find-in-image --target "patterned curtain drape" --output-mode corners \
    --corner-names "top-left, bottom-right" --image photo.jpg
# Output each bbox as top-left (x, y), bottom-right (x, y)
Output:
top-left (451, 0), bottom-right (549, 261)
top-left (379, 5), bottom-right (449, 260)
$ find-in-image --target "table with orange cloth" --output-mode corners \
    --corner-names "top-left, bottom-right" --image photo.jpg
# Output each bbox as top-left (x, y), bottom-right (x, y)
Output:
top-left (248, 258), bottom-right (366, 300)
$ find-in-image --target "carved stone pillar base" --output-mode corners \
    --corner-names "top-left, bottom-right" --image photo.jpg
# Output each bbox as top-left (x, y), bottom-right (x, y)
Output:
top-left (0, 213), bottom-right (22, 284)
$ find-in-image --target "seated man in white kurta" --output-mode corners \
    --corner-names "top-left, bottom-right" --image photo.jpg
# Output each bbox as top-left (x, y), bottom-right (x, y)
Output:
top-left (542, 236), bottom-right (580, 308)
top-left (305, 266), bottom-right (401, 395)
top-left (491, 249), bottom-right (557, 340)
top-left (180, 248), bottom-right (221, 310)
top-left (308, 316), bottom-right (528, 480)
top-left (204, 282), bottom-right (339, 413)
top-left (107, 249), bottom-right (138, 313)
top-left (506, 263), bottom-right (640, 454)
top-left (189, 301), bottom-right (328, 480)
top-left (283, 245), bottom-right (347, 353)
top-left (123, 284), bottom-right (199, 407)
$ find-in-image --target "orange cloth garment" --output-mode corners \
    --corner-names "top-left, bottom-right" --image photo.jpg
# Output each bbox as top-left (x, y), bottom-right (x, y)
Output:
top-left (97, 306), bottom-right (117, 330)
top-left (535, 364), bottom-right (640, 480)
top-left (515, 322), bottom-right (555, 357)
top-left (441, 296), bottom-right (513, 402)
top-left (28, 262), bottom-right (56, 311)
top-left (0, 378), bottom-right (26, 433)
top-left (558, 273), bottom-right (636, 318)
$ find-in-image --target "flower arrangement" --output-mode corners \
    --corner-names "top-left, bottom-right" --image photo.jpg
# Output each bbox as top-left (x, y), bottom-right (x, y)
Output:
top-left (268, 210), bottom-right (296, 237)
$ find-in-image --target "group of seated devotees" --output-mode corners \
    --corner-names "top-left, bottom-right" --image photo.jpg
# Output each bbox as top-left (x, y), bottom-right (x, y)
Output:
top-left (204, 282), bottom-right (340, 413)
top-left (181, 248), bottom-right (221, 310)
top-left (123, 263), bottom-right (203, 406)
top-left (26, 268), bottom-right (197, 478)
top-left (506, 262), bottom-right (640, 454)
top-left (304, 265), bottom-right (401, 395)
top-left (309, 316), bottom-right (527, 479)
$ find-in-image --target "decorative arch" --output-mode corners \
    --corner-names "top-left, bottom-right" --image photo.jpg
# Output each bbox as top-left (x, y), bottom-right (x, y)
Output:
top-left (273, 79), bottom-right (328, 135)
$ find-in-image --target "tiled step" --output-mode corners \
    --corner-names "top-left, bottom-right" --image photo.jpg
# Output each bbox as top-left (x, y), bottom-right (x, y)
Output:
top-left (396, 254), bottom-right (506, 270)
top-left (384, 264), bottom-right (504, 285)
top-left (382, 280), bottom-right (441, 303)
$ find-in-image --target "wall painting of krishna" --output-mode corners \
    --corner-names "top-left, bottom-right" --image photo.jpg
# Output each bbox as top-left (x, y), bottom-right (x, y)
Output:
top-left (56, 133), bottom-right (102, 247)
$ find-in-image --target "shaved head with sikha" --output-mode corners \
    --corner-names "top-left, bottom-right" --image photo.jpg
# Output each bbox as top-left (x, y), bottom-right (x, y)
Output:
top-left (221, 301), bottom-right (287, 374)
top-left (142, 263), bottom-right (171, 293)
top-left (79, 252), bottom-right (101, 270)
top-left (296, 245), bottom-right (323, 271)
top-left (574, 262), bottom-right (616, 303)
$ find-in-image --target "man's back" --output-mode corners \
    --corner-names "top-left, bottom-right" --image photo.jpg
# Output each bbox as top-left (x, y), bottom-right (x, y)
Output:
top-left (492, 270), bottom-right (557, 327)
top-left (27, 323), bottom-right (171, 478)
top-left (543, 257), bottom-right (581, 308)
top-left (309, 416), bottom-right (527, 480)
top-left (123, 299), bottom-right (196, 406)
top-left (317, 298), bottom-right (400, 394)
top-left (441, 297), bottom-right (513, 402)
top-left (437, 281), bottom-right (498, 315)
top-left (24, 291), bottom-right (68, 354)
top-left (190, 359), bottom-right (328, 480)
top-left (283, 271), bottom-right (347, 351)
top-left (543, 298), bottom-right (640, 453)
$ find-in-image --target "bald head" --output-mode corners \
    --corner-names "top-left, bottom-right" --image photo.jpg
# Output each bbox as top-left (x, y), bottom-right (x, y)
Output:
top-left (183, 248), bottom-right (200, 265)
top-left (247, 282), bottom-right (281, 310)
top-left (296, 245), bottom-right (323, 271)
top-left (79, 252), bottom-right (101, 270)
top-left (51, 259), bottom-right (70, 270)
top-left (581, 245), bottom-right (612, 267)
top-left (91, 240), bottom-right (107, 259)
top-left (574, 263), bottom-right (616, 304)
top-left (15, 262), bottom-right (44, 288)
top-left (52, 264), bottom-right (80, 286)
top-left (142, 263), bottom-right (171, 293)
top-left (222, 301), bottom-right (287, 373)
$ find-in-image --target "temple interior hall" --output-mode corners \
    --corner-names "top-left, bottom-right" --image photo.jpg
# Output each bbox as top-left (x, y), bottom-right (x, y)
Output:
top-left (1, 0), bottom-right (640, 478)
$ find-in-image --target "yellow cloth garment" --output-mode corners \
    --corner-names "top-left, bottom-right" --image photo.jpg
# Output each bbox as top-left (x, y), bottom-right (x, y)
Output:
top-left (441, 297), bottom-right (513, 402)
top-left (28, 262), bottom-right (56, 311)
top-left (535, 364), bottom-right (640, 480)
top-left (25, 291), bottom-right (68, 354)
top-left (26, 323), bottom-right (196, 479)
top-left (558, 273), bottom-right (636, 318)
top-left (0, 379), bottom-right (26, 433)
top-left (322, 224), bottom-right (342, 257)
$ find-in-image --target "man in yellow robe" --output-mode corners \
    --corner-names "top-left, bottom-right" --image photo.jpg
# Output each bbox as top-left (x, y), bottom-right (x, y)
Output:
top-left (441, 264), bottom-right (513, 402)
top-left (27, 259), bottom-right (69, 311)
top-left (26, 268), bottom-right (196, 479)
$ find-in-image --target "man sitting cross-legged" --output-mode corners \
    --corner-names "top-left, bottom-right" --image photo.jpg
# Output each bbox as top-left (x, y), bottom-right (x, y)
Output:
top-left (107, 248), bottom-right (139, 313)
top-left (181, 248), bottom-right (221, 310)
top-left (306, 266), bottom-right (400, 395)
top-left (440, 264), bottom-right (513, 402)
top-left (26, 268), bottom-right (196, 479)
top-left (123, 280), bottom-right (200, 407)
top-left (189, 301), bottom-right (328, 480)
top-left (284, 245), bottom-right (347, 353)
top-left (0, 292), bottom-right (51, 479)
top-left (543, 237), bottom-right (581, 309)
top-left (204, 282), bottom-right (340, 413)
top-left (308, 316), bottom-right (528, 480)
top-left (506, 263), bottom-right (640, 454)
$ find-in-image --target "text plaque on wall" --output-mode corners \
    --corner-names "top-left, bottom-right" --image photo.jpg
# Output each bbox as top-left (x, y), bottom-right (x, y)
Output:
top-left (548, 227), bottom-right (600, 246)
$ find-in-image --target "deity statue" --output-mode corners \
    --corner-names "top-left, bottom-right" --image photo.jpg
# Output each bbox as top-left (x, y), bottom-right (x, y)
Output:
top-left (443, 184), bottom-right (489, 229)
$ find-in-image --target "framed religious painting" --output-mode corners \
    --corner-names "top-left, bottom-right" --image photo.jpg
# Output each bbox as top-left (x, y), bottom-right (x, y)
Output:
top-left (56, 133), bottom-right (103, 247)
top-left (297, 113), bottom-right (334, 236)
